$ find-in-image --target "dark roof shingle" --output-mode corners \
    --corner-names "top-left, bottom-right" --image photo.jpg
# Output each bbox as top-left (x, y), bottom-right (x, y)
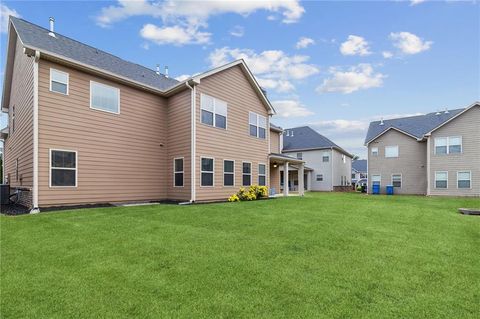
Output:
top-left (283, 126), bottom-right (352, 156)
top-left (352, 160), bottom-right (367, 172)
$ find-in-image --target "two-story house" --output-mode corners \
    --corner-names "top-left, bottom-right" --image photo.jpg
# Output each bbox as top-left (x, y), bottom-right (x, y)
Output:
top-left (365, 102), bottom-right (480, 196)
top-left (0, 17), bottom-right (306, 211)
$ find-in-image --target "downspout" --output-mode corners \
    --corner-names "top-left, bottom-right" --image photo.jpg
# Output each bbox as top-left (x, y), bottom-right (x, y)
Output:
top-left (186, 81), bottom-right (196, 203)
top-left (330, 147), bottom-right (334, 191)
top-left (31, 51), bottom-right (40, 213)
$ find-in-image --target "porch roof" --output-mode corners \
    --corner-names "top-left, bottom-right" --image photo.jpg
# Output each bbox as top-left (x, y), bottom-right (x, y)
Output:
top-left (269, 153), bottom-right (304, 164)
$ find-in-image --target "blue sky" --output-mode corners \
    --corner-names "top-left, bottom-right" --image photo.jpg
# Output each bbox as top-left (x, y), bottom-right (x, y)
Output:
top-left (1, 0), bottom-right (479, 158)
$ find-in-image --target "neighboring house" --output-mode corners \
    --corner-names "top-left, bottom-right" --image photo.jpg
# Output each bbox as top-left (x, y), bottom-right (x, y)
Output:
top-left (280, 126), bottom-right (354, 192)
top-left (365, 102), bottom-right (480, 196)
top-left (0, 17), bottom-right (307, 211)
top-left (351, 159), bottom-right (367, 184)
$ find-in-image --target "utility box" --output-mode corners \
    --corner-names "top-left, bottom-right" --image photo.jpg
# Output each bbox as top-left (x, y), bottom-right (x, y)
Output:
top-left (0, 184), bottom-right (10, 205)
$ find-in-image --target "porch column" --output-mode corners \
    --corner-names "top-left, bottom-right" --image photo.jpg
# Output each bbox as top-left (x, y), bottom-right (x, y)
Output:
top-left (283, 162), bottom-right (289, 196)
top-left (298, 163), bottom-right (305, 196)
top-left (307, 171), bottom-right (312, 191)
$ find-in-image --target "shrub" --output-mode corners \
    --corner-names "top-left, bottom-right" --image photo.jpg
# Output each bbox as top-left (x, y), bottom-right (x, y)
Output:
top-left (228, 194), bottom-right (240, 202)
top-left (228, 185), bottom-right (268, 202)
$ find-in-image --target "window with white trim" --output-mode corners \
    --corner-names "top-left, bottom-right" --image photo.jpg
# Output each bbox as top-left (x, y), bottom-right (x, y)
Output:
top-left (371, 175), bottom-right (381, 186)
top-left (200, 94), bottom-right (227, 129)
top-left (50, 68), bottom-right (69, 95)
top-left (249, 112), bottom-right (266, 139)
top-left (385, 146), bottom-right (399, 158)
top-left (371, 147), bottom-right (378, 156)
top-left (435, 171), bottom-right (448, 189)
top-left (90, 81), bottom-right (120, 114)
top-left (201, 157), bottom-right (214, 187)
top-left (223, 160), bottom-right (234, 186)
top-left (352, 173), bottom-right (356, 179)
top-left (174, 158), bottom-right (184, 187)
top-left (50, 150), bottom-right (77, 187)
top-left (316, 174), bottom-right (323, 181)
top-left (457, 171), bottom-right (471, 189)
top-left (258, 164), bottom-right (266, 186)
top-left (296, 153), bottom-right (303, 160)
top-left (242, 162), bottom-right (252, 186)
top-left (435, 137), bottom-right (462, 155)
top-left (322, 153), bottom-right (329, 162)
top-left (392, 174), bottom-right (402, 188)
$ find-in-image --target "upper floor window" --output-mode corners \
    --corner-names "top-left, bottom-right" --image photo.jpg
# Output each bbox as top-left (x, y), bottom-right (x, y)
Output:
top-left (435, 171), bottom-right (448, 189)
top-left (392, 174), bottom-right (402, 188)
top-left (90, 81), bottom-right (120, 114)
top-left (258, 164), bottom-right (266, 186)
top-left (201, 94), bottom-right (227, 129)
top-left (371, 147), bottom-right (378, 156)
top-left (385, 146), bottom-right (399, 158)
top-left (296, 152), bottom-right (303, 160)
top-left (201, 157), bottom-right (214, 187)
top-left (174, 158), bottom-right (184, 187)
top-left (322, 153), bottom-right (329, 162)
top-left (50, 68), bottom-right (69, 95)
top-left (435, 136), bottom-right (462, 155)
top-left (249, 112), bottom-right (266, 139)
top-left (457, 171), bottom-right (471, 189)
top-left (50, 149), bottom-right (77, 187)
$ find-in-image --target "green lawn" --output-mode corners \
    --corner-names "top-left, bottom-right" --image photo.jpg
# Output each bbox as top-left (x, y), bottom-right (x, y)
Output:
top-left (1, 193), bottom-right (479, 318)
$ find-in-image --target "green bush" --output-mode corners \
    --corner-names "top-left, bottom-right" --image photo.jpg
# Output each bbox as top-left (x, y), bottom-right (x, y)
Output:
top-left (229, 185), bottom-right (268, 202)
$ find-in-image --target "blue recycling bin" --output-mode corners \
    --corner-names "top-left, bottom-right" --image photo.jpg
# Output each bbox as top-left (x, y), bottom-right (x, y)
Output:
top-left (372, 184), bottom-right (380, 195)
top-left (386, 185), bottom-right (394, 195)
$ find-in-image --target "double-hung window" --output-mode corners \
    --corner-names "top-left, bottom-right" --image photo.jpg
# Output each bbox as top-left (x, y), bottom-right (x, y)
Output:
top-left (50, 150), bottom-right (77, 187)
top-left (457, 171), bottom-right (471, 189)
top-left (371, 147), bottom-right (378, 156)
top-left (385, 146), bottom-right (399, 158)
top-left (200, 94), bottom-right (227, 129)
top-left (296, 153), bottom-right (303, 160)
top-left (435, 171), bottom-right (448, 189)
top-left (50, 68), bottom-right (69, 95)
top-left (242, 162), bottom-right (252, 186)
top-left (322, 153), bottom-right (329, 162)
top-left (223, 160), bottom-right (234, 186)
top-left (90, 81), bottom-right (120, 114)
top-left (201, 157), bottom-right (214, 186)
top-left (435, 137), bottom-right (462, 155)
top-left (174, 158), bottom-right (184, 187)
top-left (392, 174), bottom-right (402, 188)
top-left (316, 174), bottom-right (323, 181)
top-left (371, 175), bottom-right (381, 186)
top-left (258, 164), bottom-right (266, 186)
top-left (249, 112), bottom-right (267, 139)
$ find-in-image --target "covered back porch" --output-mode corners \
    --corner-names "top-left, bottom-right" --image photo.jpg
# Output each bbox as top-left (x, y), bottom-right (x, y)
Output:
top-left (269, 153), bottom-right (312, 197)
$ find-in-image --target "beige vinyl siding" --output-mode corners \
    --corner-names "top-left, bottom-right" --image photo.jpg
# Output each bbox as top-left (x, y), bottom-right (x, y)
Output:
top-left (37, 59), bottom-right (169, 206)
top-left (429, 106), bottom-right (480, 196)
top-left (166, 89), bottom-right (191, 201)
top-left (270, 130), bottom-right (281, 153)
top-left (195, 65), bottom-right (269, 201)
top-left (368, 129), bottom-right (427, 195)
top-left (4, 38), bottom-right (34, 192)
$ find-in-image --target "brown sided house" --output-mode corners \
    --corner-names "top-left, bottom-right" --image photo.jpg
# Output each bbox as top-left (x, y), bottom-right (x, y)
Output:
top-left (1, 17), bottom-right (306, 212)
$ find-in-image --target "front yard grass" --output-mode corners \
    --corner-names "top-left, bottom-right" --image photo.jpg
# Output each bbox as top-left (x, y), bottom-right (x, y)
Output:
top-left (1, 193), bottom-right (479, 318)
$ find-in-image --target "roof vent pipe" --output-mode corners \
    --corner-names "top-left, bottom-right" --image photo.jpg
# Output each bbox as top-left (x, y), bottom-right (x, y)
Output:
top-left (444, 108), bottom-right (449, 114)
top-left (48, 17), bottom-right (55, 37)
top-left (379, 118), bottom-right (384, 125)
top-left (435, 110), bottom-right (441, 115)
top-left (165, 66), bottom-right (169, 78)
top-left (291, 131), bottom-right (294, 137)
top-left (155, 64), bottom-right (160, 75)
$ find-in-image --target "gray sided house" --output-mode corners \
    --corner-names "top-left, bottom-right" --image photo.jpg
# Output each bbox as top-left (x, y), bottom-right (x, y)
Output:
top-left (282, 126), bottom-right (353, 191)
top-left (365, 102), bottom-right (480, 196)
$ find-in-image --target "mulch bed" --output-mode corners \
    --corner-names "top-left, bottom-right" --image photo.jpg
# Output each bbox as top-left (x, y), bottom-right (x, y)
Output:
top-left (1, 204), bottom-right (30, 216)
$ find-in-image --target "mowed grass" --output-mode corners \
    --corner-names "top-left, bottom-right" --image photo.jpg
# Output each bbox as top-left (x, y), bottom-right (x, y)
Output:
top-left (1, 193), bottom-right (479, 318)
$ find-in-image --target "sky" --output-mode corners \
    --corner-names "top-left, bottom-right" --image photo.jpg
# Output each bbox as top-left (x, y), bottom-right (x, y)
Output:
top-left (0, 0), bottom-right (479, 158)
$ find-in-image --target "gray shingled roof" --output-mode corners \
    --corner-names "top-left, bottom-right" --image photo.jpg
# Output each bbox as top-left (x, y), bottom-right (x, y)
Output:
top-left (11, 17), bottom-right (179, 91)
top-left (283, 126), bottom-right (352, 156)
top-left (365, 108), bottom-right (464, 144)
top-left (352, 160), bottom-right (367, 173)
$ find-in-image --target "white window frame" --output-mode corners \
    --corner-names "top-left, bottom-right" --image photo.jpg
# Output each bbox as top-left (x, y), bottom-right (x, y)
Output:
top-left (316, 174), bottom-right (323, 181)
top-left (391, 174), bottom-right (402, 188)
top-left (434, 171), bottom-right (448, 189)
top-left (49, 149), bottom-right (78, 188)
top-left (457, 171), bottom-right (471, 189)
top-left (200, 156), bottom-right (215, 187)
top-left (249, 112), bottom-right (267, 139)
top-left (200, 93), bottom-right (228, 129)
top-left (371, 174), bottom-right (381, 186)
top-left (371, 147), bottom-right (378, 156)
top-left (296, 152), bottom-right (303, 160)
top-left (173, 157), bottom-right (184, 188)
top-left (322, 153), bottom-right (329, 162)
top-left (223, 159), bottom-right (235, 187)
top-left (385, 145), bottom-right (399, 158)
top-left (434, 136), bottom-right (463, 155)
top-left (50, 68), bottom-right (69, 95)
top-left (90, 81), bottom-right (120, 114)
top-left (258, 163), bottom-right (267, 186)
top-left (242, 161), bottom-right (252, 186)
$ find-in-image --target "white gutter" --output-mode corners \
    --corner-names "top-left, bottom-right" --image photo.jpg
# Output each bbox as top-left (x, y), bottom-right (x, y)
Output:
top-left (186, 81), bottom-right (197, 203)
top-left (30, 51), bottom-right (40, 213)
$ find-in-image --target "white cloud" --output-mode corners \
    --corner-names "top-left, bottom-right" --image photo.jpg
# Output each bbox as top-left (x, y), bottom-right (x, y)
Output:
top-left (340, 35), bottom-right (371, 56)
top-left (317, 64), bottom-right (385, 94)
top-left (389, 32), bottom-right (432, 55)
top-left (296, 37), bottom-right (315, 49)
top-left (175, 74), bottom-right (190, 81)
top-left (1, 4), bottom-right (20, 33)
top-left (208, 47), bottom-right (319, 93)
top-left (410, 0), bottom-right (426, 6)
top-left (271, 100), bottom-right (313, 118)
top-left (382, 51), bottom-right (393, 59)
top-left (140, 23), bottom-right (210, 45)
top-left (230, 25), bottom-right (244, 37)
